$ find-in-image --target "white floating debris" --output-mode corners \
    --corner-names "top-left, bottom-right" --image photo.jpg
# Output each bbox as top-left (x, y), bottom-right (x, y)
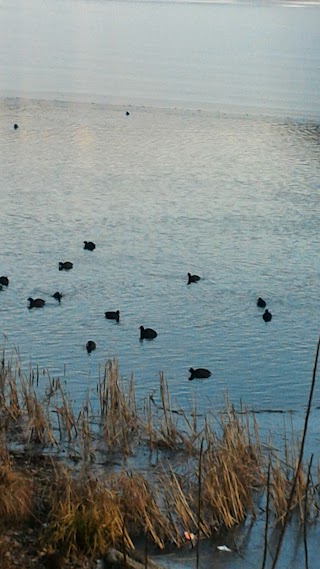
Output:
top-left (217, 545), bottom-right (232, 552)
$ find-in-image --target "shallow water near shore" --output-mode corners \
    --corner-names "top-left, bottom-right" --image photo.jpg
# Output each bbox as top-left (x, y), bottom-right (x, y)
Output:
top-left (147, 519), bottom-right (320, 569)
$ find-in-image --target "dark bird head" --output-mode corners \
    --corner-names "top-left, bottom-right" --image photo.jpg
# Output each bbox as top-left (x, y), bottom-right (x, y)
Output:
top-left (262, 309), bottom-right (272, 322)
top-left (139, 326), bottom-right (157, 340)
top-left (105, 310), bottom-right (120, 322)
top-left (59, 261), bottom-right (73, 270)
top-left (86, 340), bottom-right (96, 354)
top-left (187, 273), bottom-right (200, 284)
top-left (84, 241), bottom-right (95, 251)
top-left (53, 292), bottom-right (63, 302)
top-left (28, 297), bottom-right (45, 308)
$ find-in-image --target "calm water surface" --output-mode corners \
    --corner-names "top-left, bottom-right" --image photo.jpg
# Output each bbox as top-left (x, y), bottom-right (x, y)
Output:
top-left (1, 99), bottom-right (319, 420)
top-left (1, 1), bottom-right (320, 567)
top-left (1, 0), bottom-right (320, 115)
top-left (0, 0), bottom-right (319, 421)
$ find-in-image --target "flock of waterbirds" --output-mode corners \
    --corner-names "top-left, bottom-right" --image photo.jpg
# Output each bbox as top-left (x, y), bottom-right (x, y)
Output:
top-left (0, 240), bottom-right (272, 382)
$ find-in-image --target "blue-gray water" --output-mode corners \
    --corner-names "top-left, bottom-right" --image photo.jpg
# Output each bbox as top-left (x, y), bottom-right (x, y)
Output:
top-left (1, 0), bottom-right (320, 567)
top-left (1, 98), bottom-right (319, 420)
top-left (0, 0), bottom-right (319, 419)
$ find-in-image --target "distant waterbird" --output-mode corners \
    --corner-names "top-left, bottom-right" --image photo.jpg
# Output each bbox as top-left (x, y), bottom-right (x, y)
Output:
top-left (105, 310), bottom-right (120, 323)
top-left (140, 326), bottom-right (157, 340)
top-left (262, 309), bottom-right (272, 322)
top-left (86, 340), bottom-right (96, 354)
top-left (13, 123), bottom-right (19, 130)
top-left (257, 297), bottom-right (267, 308)
top-left (83, 241), bottom-right (96, 251)
top-left (188, 367), bottom-right (211, 381)
top-left (0, 276), bottom-right (9, 286)
top-left (59, 261), bottom-right (73, 271)
top-left (28, 297), bottom-right (45, 309)
top-left (187, 273), bottom-right (200, 285)
top-left (52, 292), bottom-right (63, 302)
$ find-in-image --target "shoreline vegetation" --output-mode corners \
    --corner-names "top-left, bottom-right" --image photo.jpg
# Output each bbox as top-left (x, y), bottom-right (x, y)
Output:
top-left (0, 339), bottom-right (319, 568)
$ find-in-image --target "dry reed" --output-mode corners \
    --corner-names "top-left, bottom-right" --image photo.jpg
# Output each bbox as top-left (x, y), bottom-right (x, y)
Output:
top-left (42, 465), bottom-right (124, 557)
top-left (0, 348), bottom-right (319, 561)
top-left (0, 460), bottom-right (33, 525)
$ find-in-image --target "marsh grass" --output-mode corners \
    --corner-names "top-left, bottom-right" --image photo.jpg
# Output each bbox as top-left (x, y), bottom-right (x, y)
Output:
top-left (0, 350), bottom-right (319, 561)
top-left (0, 459), bottom-right (33, 525)
top-left (116, 471), bottom-right (171, 549)
top-left (42, 465), bottom-right (124, 557)
top-left (200, 406), bottom-right (263, 530)
top-left (145, 373), bottom-right (200, 455)
top-left (98, 360), bottom-right (139, 454)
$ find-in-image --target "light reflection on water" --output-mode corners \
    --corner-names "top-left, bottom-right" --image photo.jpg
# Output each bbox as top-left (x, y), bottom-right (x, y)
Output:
top-left (0, 1), bottom-right (319, 565)
top-left (0, 99), bottom-right (319, 422)
top-left (1, 0), bottom-right (320, 116)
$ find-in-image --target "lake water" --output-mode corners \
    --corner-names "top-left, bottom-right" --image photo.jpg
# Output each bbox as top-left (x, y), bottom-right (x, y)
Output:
top-left (0, 0), bottom-right (319, 424)
top-left (1, 0), bottom-right (320, 567)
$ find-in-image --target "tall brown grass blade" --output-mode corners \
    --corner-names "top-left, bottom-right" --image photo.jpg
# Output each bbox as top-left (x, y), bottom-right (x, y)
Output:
top-left (196, 439), bottom-right (204, 569)
top-left (271, 335), bottom-right (320, 569)
top-left (144, 530), bottom-right (149, 569)
top-left (261, 460), bottom-right (271, 569)
top-left (303, 454), bottom-right (313, 569)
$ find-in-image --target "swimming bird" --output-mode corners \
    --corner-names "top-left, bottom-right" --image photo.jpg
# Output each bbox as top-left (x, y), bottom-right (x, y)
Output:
top-left (105, 310), bottom-right (120, 323)
top-left (13, 124), bottom-right (19, 130)
top-left (52, 292), bottom-right (63, 302)
top-left (126, 111), bottom-right (130, 116)
top-left (0, 276), bottom-right (9, 286)
top-left (28, 297), bottom-right (45, 308)
top-left (83, 241), bottom-right (96, 251)
top-left (140, 326), bottom-right (157, 340)
top-left (187, 273), bottom-right (200, 285)
top-left (262, 309), bottom-right (272, 322)
top-left (86, 340), bottom-right (96, 354)
top-left (257, 297), bottom-right (266, 308)
top-left (59, 261), bottom-right (73, 271)
top-left (188, 367), bottom-right (211, 381)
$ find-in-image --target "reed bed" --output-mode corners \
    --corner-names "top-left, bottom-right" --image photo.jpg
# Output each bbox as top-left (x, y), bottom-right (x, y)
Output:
top-left (0, 459), bottom-right (33, 525)
top-left (41, 465), bottom-right (124, 557)
top-left (0, 349), bottom-right (319, 563)
top-left (200, 405), bottom-right (264, 529)
top-left (98, 360), bottom-right (139, 454)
